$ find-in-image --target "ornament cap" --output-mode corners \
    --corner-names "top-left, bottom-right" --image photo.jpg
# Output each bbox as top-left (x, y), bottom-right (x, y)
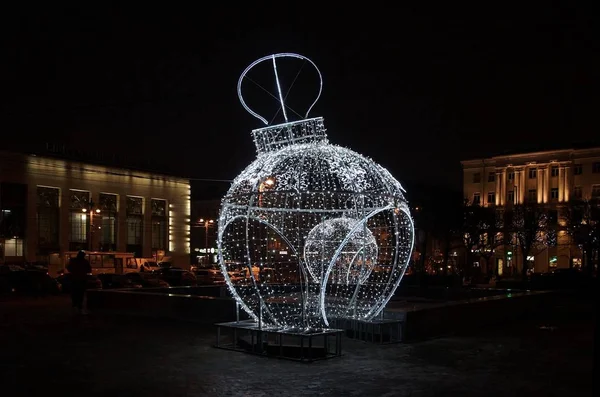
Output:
top-left (251, 117), bottom-right (328, 154)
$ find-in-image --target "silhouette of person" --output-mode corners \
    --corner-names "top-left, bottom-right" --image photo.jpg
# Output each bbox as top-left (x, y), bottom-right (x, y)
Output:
top-left (67, 250), bottom-right (92, 314)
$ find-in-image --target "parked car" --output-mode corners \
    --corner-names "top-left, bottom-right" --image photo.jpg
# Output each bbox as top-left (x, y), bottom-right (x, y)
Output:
top-left (24, 261), bottom-right (49, 272)
top-left (56, 273), bottom-right (103, 293)
top-left (157, 261), bottom-right (172, 269)
top-left (193, 265), bottom-right (243, 285)
top-left (124, 272), bottom-right (170, 288)
top-left (158, 268), bottom-right (197, 286)
top-left (97, 273), bottom-right (142, 289)
top-left (0, 268), bottom-right (61, 296)
top-left (0, 264), bottom-right (26, 273)
top-left (138, 261), bottom-right (162, 273)
top-left (240, 266), bottom-right (277, 282)
top-left (194, 267), bottom-right (226, 285)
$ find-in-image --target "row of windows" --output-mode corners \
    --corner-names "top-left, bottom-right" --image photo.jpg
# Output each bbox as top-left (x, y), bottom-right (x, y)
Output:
top-left (472, 162), bottom-right (600, 183)
top-left (37, 187), bottom-right (167, 216)
top-left (473, 185), bottom-right (600, 204)
top-left (36, 186), bottom-right (168, 254)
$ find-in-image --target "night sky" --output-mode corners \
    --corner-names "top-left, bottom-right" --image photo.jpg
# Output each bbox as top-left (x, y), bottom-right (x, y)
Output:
top-left (1, 4), bottom-right (596, 199)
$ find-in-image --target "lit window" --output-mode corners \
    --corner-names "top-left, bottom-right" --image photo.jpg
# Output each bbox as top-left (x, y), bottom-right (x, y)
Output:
top-left (4, 238), bottom-right (24, 257)
top-left (151, 199), bottom-right (167, 251)
top-left (126, 196), bottom-right (144, 256)
top-left (126, 217), bottom-right (143, 245)
top-left (99, 193), bottom-right (118, 250)
top-left (529, 169), bottom-right (537, 179)
top-left (69, 212), bottom-right (88, 243)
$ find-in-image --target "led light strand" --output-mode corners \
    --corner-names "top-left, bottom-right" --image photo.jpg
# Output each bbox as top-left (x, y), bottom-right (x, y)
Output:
top-left (272, 55), bottom-right (288, 122)
top-left (219, 54), bottom-right (414, 331)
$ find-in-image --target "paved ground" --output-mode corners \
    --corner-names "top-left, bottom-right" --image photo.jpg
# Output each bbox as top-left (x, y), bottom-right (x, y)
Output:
top-left (0, 292), bottom-right (594, 397)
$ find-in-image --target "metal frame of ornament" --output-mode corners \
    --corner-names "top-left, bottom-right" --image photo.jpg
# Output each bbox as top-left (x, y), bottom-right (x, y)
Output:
top-left (217, 53), bottom-right (415, 333)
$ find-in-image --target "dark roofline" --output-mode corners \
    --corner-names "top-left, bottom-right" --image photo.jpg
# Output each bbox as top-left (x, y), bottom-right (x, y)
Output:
top-left (7, 144), bottom-right (191, 180)
top-left (461, 141), bottom-right (600, 162)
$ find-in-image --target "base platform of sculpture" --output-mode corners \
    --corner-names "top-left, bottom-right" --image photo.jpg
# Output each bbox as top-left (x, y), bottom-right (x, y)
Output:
top-left (214, 320), bottom-right (343, 362)
top-left (331, 317), bottom-right (404, 344)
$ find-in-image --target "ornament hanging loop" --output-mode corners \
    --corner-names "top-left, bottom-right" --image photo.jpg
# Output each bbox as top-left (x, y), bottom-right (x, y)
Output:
top-left (237, 53), bottom-right (323, 125)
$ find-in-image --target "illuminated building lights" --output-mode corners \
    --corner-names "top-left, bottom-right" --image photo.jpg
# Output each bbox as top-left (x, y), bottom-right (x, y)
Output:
top-left (218, 53), bottom-right (414, 330)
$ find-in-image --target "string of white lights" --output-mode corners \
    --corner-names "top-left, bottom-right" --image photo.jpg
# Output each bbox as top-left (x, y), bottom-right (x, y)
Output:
top-left (218, 53), bottom-right (414, 331)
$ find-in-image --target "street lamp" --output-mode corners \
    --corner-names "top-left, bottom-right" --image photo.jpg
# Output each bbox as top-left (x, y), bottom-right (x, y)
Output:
top-left (198, 218), bottom-right (215, 260)
top-left (263, 177), bottom-right (275, 188)
top-left (82, 200), bottom-right (101, 251)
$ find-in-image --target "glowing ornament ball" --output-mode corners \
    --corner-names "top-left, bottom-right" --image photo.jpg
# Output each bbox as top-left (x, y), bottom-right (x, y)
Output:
top-left (218, 53), bottom-right (414, 330)
top-left (304, 217), bottom-right (378, 286)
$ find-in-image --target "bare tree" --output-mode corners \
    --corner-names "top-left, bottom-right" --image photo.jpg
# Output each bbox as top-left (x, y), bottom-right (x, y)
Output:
top-left (430, 202), bottom-right (462, 276)
top-left (564, 198), bottom-right (600, 274)
top-left (460, 200), bottom-right (488, 277)
top-left (475, 207), bottom-right (504, 276)
top-left (506, 202), bottom-right (554, 280)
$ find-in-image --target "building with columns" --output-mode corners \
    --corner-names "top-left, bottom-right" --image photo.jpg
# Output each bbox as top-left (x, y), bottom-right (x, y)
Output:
top-left (461, 147), bottom-right (600, 274)
top-left (0, 151), bottom-right (191, 273)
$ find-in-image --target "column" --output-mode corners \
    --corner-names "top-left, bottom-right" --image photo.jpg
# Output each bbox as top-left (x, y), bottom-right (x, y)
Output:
top-left (501, 169), bottom-right (507, 206)
top-left (495, 171), bottom-right (502, 205)
top-left (543, 165), bottom-right (550, 203)
top-left (563, 165), bottom-right (570, 202)
top-left (537, 168), bottom-right (544, 203)
top-left (514, 170), bottom-right (520, 204)
top-left (519, 169), bottom-right (526, 204)
top-left (558, 166), bottom-right (565, 202)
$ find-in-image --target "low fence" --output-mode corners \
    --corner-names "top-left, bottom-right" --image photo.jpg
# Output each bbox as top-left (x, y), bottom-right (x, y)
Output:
top-left (87, 286), bottom-right (554, 341)
top-left (402, 290), bottom-right (552, 341)
top-left (87, 287), bottom-right (248, 324)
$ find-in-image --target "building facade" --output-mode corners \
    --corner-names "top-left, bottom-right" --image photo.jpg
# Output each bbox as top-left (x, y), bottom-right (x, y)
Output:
top-left (0, 151), bottom-right (190, 271)
top-left (461, 147), bottom-right (600, 274)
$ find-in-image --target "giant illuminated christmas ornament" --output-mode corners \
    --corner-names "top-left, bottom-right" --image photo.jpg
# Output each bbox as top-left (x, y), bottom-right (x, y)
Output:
top-left (217, 53), bottom-right (414, 330)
